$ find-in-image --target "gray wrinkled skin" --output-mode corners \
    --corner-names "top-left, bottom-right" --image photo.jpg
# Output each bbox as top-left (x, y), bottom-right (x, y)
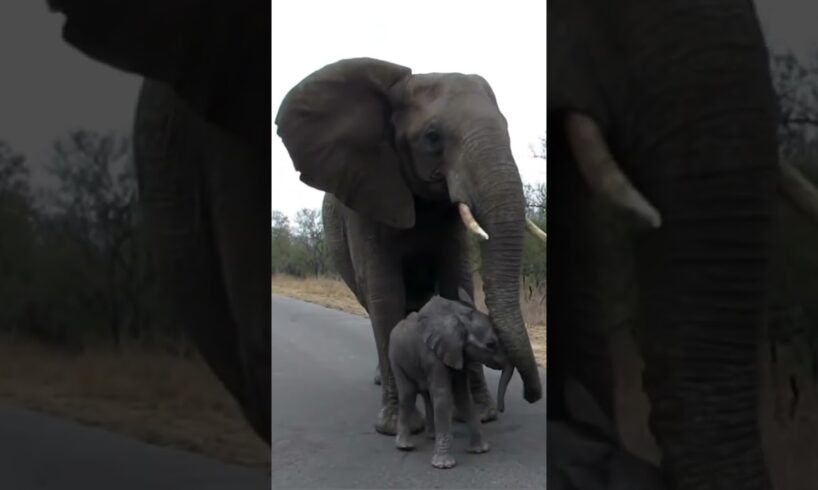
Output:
top-left (388, 291), bottom-right (508, 469)
top-left (549, 0), bottom-right (778, 487)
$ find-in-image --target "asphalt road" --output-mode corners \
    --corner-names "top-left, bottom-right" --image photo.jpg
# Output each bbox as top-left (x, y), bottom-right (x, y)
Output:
top-left (271, 294), bottom-right (547, 489)
top-left (0, 407), bottom-right (270, 490)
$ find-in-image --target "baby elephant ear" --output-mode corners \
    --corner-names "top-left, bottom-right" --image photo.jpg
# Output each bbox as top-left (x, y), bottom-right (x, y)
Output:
top-left (421, 308), bottom-right (466, 370)
top-left (457, 287), bottom-right (475, 308)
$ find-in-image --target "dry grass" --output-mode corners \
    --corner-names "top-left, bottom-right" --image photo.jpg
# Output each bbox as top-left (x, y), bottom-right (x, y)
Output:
top-left (0, 339), bottom-right (270, 469)
top-left (271, 274), bottom-right (368, 317)
top-left (271, 274), bottom-right (547, 367)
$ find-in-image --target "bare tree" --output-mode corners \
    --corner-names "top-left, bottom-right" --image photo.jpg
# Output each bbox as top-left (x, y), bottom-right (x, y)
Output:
top-left (294, 208), bottom-right (326, 276)
top-left (771, 51), bottom-right (818, 164)
top-left (42, 130), bottom-right (144, 346)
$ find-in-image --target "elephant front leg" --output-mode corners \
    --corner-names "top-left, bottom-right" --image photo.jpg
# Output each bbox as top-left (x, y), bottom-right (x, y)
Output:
top-left (367, 284), bottom-right (424, 436)
top-left (453, 363), bottom-right (498, 423)
top-left (453, 371), bottom-right (490, 454)
top-left (429, 376), bottom-right (457, 469)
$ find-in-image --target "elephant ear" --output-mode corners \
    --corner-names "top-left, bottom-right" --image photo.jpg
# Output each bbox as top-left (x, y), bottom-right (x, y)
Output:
top-left (420, 300), bottom-right (466, 370)
top-left (457, 287), bottom-right (476, 308)
top-left (275, 58), bottom-right (416, 229)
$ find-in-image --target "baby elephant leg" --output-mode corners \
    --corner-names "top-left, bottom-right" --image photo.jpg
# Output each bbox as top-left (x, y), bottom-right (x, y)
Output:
top-left (453, 371), bottom-right (490, 454)
top-left (430, 384), bottom-right (457, 469)
top-left (394, 368), bottom-right (417, 451)
top-left (421, 391), bottom-right (436, 440)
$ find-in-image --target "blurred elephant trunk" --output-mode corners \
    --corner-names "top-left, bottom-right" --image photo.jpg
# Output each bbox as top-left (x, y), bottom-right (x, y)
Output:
top-left (450, 141), bottom-right (542, 404)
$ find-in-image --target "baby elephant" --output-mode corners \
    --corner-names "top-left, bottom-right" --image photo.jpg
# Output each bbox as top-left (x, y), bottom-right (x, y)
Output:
top-left (388, 289), bottom-right (514, 469)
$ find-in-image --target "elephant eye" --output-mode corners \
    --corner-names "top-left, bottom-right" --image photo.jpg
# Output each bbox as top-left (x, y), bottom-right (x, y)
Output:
top-left (485, 339), bottom-right (497, 350)
top-left (422, 127), bottom-right (444, 154)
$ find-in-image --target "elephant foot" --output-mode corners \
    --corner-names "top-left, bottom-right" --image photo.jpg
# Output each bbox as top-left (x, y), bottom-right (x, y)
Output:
top-left (375, 405), bottom-right (425, 436)
top-left (431, 452), bottom-right (457, 469)
top-left (395, 435), bottom-right (415, 451)
top-left (467, 440), bottom-right (490, 454)
top-left (454, 399), bottom-right (498, 424)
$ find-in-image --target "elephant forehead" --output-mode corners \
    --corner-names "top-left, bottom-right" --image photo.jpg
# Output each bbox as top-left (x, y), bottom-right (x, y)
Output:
top-left (406, 73), bottom-right (488, 101)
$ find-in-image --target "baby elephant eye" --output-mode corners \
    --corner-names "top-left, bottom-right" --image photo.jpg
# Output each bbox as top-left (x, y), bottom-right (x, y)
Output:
top-left (485, 339), bottom-right (497, 350)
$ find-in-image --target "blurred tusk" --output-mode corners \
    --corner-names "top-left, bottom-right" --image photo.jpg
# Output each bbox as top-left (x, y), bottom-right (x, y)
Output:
top-left (779, 161), bottom-right (818, 221)
top-left (458, 203), bottom-right (489, 240)
top-left (565, 112), bottom-right (662, 229)
top-left (526, 218), bottom-right (547, 242)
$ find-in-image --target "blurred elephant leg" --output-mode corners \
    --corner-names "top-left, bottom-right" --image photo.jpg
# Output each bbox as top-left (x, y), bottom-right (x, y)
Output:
top-left (133, 83), bottom-right (262, 439)
top-left (202, 126), bottom-right (271, 444)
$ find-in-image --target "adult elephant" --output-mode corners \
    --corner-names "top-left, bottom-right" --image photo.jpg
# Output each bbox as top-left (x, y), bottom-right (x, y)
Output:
top-left (275, 58), bottom-right (547, 435)
top-left (46, 0), bottom-right (269, 151)
top-left (548, 1), bottom-right (818, 489)
top-left (46, 1), bottom-right (272, 444)
top-left (132, 79), bottom-right (270, 444)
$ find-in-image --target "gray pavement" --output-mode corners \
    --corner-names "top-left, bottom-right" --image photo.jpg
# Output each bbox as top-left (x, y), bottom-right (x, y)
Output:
top-left (0, 405), bottom-right (270, 489)
top-left (271, 294), bottom-right (547, 489)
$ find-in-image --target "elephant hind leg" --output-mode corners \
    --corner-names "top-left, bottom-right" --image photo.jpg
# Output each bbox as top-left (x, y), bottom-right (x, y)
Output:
top-left (323, 194), bottom-right (368, 310)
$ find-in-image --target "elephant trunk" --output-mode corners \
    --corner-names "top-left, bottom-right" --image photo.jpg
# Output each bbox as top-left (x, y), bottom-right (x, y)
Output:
top-left (628, 25), bottom-right (776, 487)
top-left (497, 364), bottom-right (514, 413)
top-left (452, 140), bottom-right (542, 404)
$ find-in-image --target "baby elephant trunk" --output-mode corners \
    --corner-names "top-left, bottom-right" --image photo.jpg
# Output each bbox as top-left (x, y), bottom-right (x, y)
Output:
top-left (496, 364), bottom-right (515, 413)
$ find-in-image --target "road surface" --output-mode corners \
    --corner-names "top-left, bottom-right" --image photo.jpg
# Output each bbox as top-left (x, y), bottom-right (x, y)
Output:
top-left (0, 406), bottom-right (270, 490)
top-left (271, 294), bottom-right (547, 489)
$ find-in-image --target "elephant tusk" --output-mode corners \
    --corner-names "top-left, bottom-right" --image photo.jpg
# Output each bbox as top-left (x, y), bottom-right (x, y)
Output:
top-left (458, 203), bottom-right (490, 240)
top-left (779, 161), bottom-right (818, 222)
top-left (565, 112), bottom-right (662, 229)
top-left (525, 218), bottom-right (547, 242)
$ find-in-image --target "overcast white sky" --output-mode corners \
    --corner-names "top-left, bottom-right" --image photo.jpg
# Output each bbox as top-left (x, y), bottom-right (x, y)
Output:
top-left (1, 0), bottom-right (816, 219)
top-left (270, 0), bottom-right (548, 219)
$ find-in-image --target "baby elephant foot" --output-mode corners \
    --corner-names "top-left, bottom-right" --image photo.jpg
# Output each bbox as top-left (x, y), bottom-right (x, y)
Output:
top-left (475, 400), bottom-right (498, 423)
top-left (431, 452), bottom-right (457, 469)
top-left (454, 401), bottom-right (498, 424)
top-left (467, 440), bottom-right (491, 454)
top-left (373, 365), bottom-right (381, 386)
top-left (375, 405), bottom-right (425, 435)
top-left (395, 434), bottom-right (415, 451)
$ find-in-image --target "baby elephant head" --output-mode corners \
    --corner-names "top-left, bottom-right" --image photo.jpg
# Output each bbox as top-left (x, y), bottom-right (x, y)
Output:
top-left (418, 288), bottom-right (515, 411)
top-left (418, 289), bottom-right (506, 370)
